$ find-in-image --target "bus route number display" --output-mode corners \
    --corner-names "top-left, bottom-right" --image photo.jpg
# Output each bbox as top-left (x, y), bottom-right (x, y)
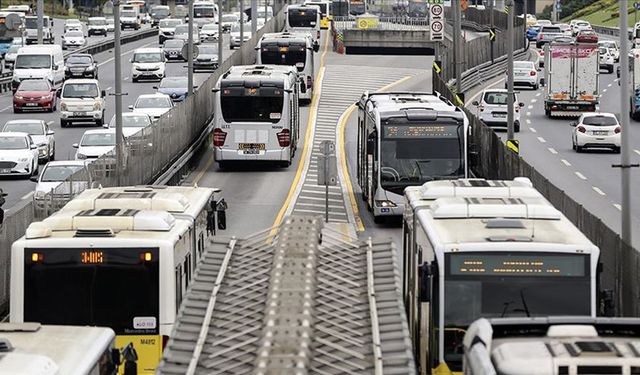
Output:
top-left (81, 251), bottom-right (104, 264)
top-left (449, 253), bottom-right (586, 277)
top-left (383, 125), bottom-right (457, 139)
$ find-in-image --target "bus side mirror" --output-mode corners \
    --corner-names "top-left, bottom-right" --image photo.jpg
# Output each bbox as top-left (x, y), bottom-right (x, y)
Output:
top-left (419, 263), bottom-right (433, 303)
top-left (111, 348), bottom-right (121, 366)
top-left (366, 138), bottom-right (375, 154)
top-left (313, 42), bottom-right (319, 52)
top-left (299, 80), bottom-right (306, 93)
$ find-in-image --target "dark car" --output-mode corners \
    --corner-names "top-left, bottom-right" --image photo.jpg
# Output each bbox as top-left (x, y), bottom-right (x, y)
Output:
top-left (13, 79), bottom-right (57, 113)
top-left (162, 39), bottom-right (186, 61)
top-left (64, 54), bottom-right (98, 79)
top-left (576, 30), bottom-right (598, 43)
top-left (154, 76), bottom-right (190, 102)
top-left (193, 44), bottom-right (219, 71)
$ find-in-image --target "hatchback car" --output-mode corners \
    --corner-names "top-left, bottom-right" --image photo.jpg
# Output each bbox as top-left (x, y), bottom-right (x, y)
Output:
top-left (576, 30), bottom-right (598, 43)
top-left (128, 93), bottom-right (174, 121)
top-left (571, 112), bottom-right (621, 153)
top-left (32, 160), bottom-right (92, 206)
top-left (162, 39), bottom-right (186, 61)
top-left (174, 24), bottom-right (200, 44)
top-left (599, 47), bottom-right (614, 74)
top-left (0, 132), bottom-right (39, 177)
top-left (526, 25), bottom-right (540, 41)
top-left (65, 54), bottom-right (98, 79)
top-left (572, 20), bottom-right (592, 36)
top-left (599, 40), bottom-right (620, 62)
top-left (130, 48), bottom-right (166, 82)
top-left (155, 77), bottom-right (190, 102)
top-left (507, 61), bottom-right (539, 89)
top-left (193, 44), bottom-right (219, 71)
top-left (87, 17), bottom-right (109, 36)
top-left (13, 79), bottom-right (56, 113)
top-left (61, 30), bottom-right (86, 50)
top-left (200, 24), bottom-right (219, 42)
top-left (158, 18), bottom-right (183, 44)
top-left (4, 45), bottom-right (19, 70)
top-left (472, 90), bottom-right (524, 132)
top-left (230, 23), bottom-right (252, 49)
top-left (1, 119), bottom-right (55, 162)
top-left (73, 129), bottom-right (119, 160)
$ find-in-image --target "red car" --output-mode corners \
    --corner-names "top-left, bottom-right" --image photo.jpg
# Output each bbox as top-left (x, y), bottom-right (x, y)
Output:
top-left (576, 30), bottom-right (598, 43)
top-left (13, 79), bottom-right (57, 113)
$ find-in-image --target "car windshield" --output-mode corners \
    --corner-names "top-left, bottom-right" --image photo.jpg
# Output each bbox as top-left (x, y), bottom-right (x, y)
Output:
top-left (483, 92), bottom-right (515, 105)
top-left (40, 164), bottom-right (86, 182)
top-left (89, 18), bottom-right (107, 25)
top-left (159, 19), bottom-right (181, 27)
top-left (15, 54), bottom-right (51, 69)
top-left (0, 136), bottom-right (28, 149)
top-left (132, 52), bottom-right (163, 63)
top-left (18, 80), bottom-right (50, 91)
top-left (582, 115), bottom-right (618, 126)
top-left (136, 97), bottom-right (171, 108)
top-left (3, 122), bottom-right (44, 135)
top-left (121, 10), bottom-right (136, 17)
top-left (63, 83), bottom-right (99, 98)
top-left (577, 22), bottom-right (589, 27)
top-left (65, 31), bottom-right (83, 38)
top-left (198, 46), bottom-right (217, 55)
top-left (222, 14), bottom-right (237, 22)
top-left (542, 26), bottom-right (561, 33)
top-left (160, 78), bottom-right (187, 88)
top-left (81, 133), bottom-right (116, 146)
top-left (581, 30), bottom-right (595, 35)
top-left (107, 18), bottom-right (115, 24)
top-left (601, 41), bottom-right (616, 48)
top-left (261, 45), bottom-right (306, 71)
top-left (152, 8), bottom-right (169, 16)
top-left (25, 17), bottom-right (49, 28)
top-left (67, 56), bottom-right (92, 65)
top-left (163, 40), bottom-right (183, 48)
top-left (110, 115), bottom-right (151, 127)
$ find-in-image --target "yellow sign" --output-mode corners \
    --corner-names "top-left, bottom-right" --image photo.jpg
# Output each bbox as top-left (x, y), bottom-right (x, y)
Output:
top-left (506, 139), bottom-right (519, 154)
top-left (504, 5), bottom-right (510, 14)
top-left (357, 18), bottom-right (378, 29)
top-left (488, 28), bottom-right (496, 42)
top-left (455, 93), bottom-right (464, 106)
top-left (115, 334), bottom-right (163, 374)
top-left (433, 61), bottom-right (441, 74)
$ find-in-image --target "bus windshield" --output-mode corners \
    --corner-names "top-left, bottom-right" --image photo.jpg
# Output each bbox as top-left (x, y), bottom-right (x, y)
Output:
top-left (288, 9), bottom-right (317, 28)
top-left (221, 91), bottom-right (284, 123)
top-left (261, 45), bottom-right (306, 71)
top-left (379, 122), bottom-right (464, 195)
top-left (194, 6), bottom-right (214, 17)
top-left (25, 17), bottom-right (49, 29)
top-left (24, 248), bottom-right (160, 335)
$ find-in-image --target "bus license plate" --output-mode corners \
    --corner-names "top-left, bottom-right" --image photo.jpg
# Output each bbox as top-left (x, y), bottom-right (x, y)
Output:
top-left (239, 143), bottom-right (265, 150)
top-left (243, 149), bottom-right (261, 155)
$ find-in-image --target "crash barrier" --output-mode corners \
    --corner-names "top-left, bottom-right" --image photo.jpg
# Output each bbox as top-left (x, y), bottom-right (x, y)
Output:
top-left (0, 9), bottom-right (287, 315)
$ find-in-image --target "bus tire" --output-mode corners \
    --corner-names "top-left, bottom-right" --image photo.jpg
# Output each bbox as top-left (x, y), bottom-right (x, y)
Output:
top-left (280, 160), bottom-right (291, 168)
top-left (373, 215), bottom-right (384, 224)
top-left (218, 161), bottom-right (228, 170)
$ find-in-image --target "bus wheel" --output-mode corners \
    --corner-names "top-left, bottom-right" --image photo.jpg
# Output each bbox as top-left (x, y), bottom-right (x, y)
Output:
top-left (218, 161), bottom-right (228, 170)
top-left (280, 160), bottom-right (291, 168)
top-left (373, 215), bottom-right (385, 224)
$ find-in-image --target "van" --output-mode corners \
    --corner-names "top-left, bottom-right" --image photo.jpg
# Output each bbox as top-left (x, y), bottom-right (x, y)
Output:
top-left (12, 45), bottom-right (64, 90)
top-left (24, 15), bottom-right (54, 44)
top-left (120, 4), bottom-right (141, 30)
top-left (58, 79), bottom-right (107, 127)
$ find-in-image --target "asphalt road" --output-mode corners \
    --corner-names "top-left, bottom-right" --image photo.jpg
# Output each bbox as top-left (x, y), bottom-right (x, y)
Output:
top-left (1, 31), bottom-right (233, 211)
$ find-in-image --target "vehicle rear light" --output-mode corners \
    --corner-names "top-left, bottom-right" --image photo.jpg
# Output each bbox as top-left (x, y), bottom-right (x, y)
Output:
top-left (530, 70), bottom-right (536, 76)
top-left (162, 335), bottom-right (169, 350)
top-left (277, 128), bottom-right (291, 147)
top-left (577, 126), bottom-right (586, 133)
top-left (615, 126), bottom-right (621, 134)
top-left (306, 76), bottom-right (312, 89)
top-left (213, 128), bottom-right (227, 146)
top-left (317, 30), bottom-right (320, 39)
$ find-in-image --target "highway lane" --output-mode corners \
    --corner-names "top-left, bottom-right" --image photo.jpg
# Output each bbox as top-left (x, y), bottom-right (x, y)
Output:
top-left (1, 33), bottom-right (233, 210)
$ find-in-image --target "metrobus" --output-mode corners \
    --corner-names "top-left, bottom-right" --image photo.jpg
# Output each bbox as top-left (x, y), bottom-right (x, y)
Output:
top-left (192, 1), bottom-right (218, 29)
top-left (356, 92), bottom-right (469, 223)
top-left (10, 185), bottom-right (221, 374)
top-left (304, 0), bottom-right (332, 29)
top-left (349, 0), bottom-right (366, 15)
top-left (256, 32), bottom-right (319, 103)
top-left (0, 323), bottom-right (121, 374)
top-left (213, 65), bottom-right (300, 168)
top-left (126, 0), bottom-right (148, 17)
top-left (403, 192), bottom-right (601, 375)
top-left (285, 4), bottom-right (321, 40)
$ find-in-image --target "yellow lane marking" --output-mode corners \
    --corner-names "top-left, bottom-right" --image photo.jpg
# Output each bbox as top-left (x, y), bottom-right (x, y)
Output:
top-left (339, 75), bottom-right (413, 232)
top-left (271, 34), bottom-right (330, 233)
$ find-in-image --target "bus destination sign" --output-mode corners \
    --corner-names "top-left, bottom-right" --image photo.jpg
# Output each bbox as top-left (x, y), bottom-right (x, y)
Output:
top-left (448, 253), bottom-right (587, 277)
top-left (383, 124), bottom-right (458, 139)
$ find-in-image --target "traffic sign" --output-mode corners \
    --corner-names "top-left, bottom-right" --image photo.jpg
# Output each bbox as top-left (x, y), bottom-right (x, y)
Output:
top-left (506, 139), bottom-right (519, 154)
top-left (635, 1), bottom-right (640, 10)
top-left (429, 3), bottom-right (444, 41)
top-left (427, 0), bottom-right (443, 3)
top-left (488, 27), bottom-right (496, 42)
top-left (433, 60), bottom-right (442, 74)
top-left (461, 0), bottom-right (468, 11)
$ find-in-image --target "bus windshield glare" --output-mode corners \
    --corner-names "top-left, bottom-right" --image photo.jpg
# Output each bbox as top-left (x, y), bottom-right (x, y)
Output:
top-left (221, 90), bottom-right (284, 123)
top-left (194, 7), bottom-right (214, 17)
top-left (288, 9), bottom-right (317, 28)
top-left (261, 46), bottom-right (306, 71)
top-left (379, 121), bottom-right (464, 194)
top-left (23, 248), bottom-right (160, 335)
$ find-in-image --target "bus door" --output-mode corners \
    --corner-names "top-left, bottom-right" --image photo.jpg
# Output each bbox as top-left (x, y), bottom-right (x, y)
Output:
top-left (365, 128), bottom-right (378, 210)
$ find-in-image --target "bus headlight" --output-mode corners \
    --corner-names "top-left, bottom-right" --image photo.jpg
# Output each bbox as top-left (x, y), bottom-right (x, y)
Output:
top-left (375, 200), bottom-right (397, 208)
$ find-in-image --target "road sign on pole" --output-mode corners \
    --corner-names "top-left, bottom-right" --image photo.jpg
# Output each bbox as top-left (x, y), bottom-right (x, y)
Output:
top-left (429, 3), bottom-right (444, 41)
top-left (488, 27), bottom-right (496, 42)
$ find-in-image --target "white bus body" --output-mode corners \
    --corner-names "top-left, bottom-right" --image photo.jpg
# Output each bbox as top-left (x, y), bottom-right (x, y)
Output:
top-left (356, 91), bottom-right (469, 222)
top-left (213, 65), bottom-right (300, 167)
top-left (256, 32), bottom-right (319, 102)
top-left (285, 4), bottom-right (321, 40)
top-left (10, 186), bottom-right (219, 374)
top-left (192, 1), bottom-right (219, 29)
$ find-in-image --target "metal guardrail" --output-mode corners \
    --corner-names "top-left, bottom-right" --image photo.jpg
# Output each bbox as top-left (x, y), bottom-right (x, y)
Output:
top-left (333, 16), bottom-right (430, 30)
top-left (450, 47), bottom-right (529, 93)
top-left (592, 25), bottom-right (632, 38)
top-left (0, 28), bottom-right (157, 93)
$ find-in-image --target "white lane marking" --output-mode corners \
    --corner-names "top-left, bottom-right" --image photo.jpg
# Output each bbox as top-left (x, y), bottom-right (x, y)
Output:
top-left (529, 127), bottom-right (537, 133)
top-left (615, 78), bottom-right (620, 82)
top-left (0, 105), bottom-right (12, 112)
top-left (124, 77), bottom-right (129, 81)
top-left (106, 86), bottom-right (112, 91)
top-left (548, 147), bottom-right (558, 154)
top-left (607, 83), bottom-right (612, 87)
top-left (592, 186), bottom-right (606, 196)
top-left (635, 149), bottom-right (640, 156)
top-left (527, 105), bottom-right (533, 109)
top-left (614, 204), bottom-right (622, 211)
top-left (575, 171), bottom-right (587, 180)
top-left (526, 111), bottom-right (531, 116)
top-left (537, 136), bottom-right (546, 143)
top-left (535, 92), bottom-right (541, 97)
top-left (21, 191), bottom-right (34, 200)
top-left (531, 98), bottom-right (537, 103)
top-left (561, 159), bottom-right (572, 166)
top-left (602, 88), bottom-right (607, 93)
top-left (526, 119), bottom-right (531, 124)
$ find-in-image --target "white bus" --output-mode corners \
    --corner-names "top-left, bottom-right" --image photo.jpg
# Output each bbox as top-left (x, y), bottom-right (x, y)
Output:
top-left (403, 193), bottom-right (601, 375)
top-left (255, 32), bottom-right (319, 103)
top-left (0, 323), bottom-right (120, 375)
top-left (213, 65), bottom-right (300, 168)
top-left (285, 4), bottom-right (321, 40)
top-left (10, 185), bottom-right (221, 374)
top-left (303, 0), bottom-right (331, 29)
top-left (192, 1), bottom-right (218, 29)
top-left (356, 92), bottom-right (470, 223)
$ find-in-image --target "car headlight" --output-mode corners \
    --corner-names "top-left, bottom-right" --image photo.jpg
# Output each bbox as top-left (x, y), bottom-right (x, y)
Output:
top-left (375, 200), bottom-right (397, 208)
top-left (93, 102), bottom-right (101, 110)
top-left (76, 153), bottom-right (87, 159)
top-left (14, 95), bottom-right (23, 100)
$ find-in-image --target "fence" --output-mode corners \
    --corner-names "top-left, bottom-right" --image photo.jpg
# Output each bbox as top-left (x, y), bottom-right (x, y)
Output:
top-left (434, 73), bottom-right (639, 317)
top-left (0, 9), bottom-right (288, 316)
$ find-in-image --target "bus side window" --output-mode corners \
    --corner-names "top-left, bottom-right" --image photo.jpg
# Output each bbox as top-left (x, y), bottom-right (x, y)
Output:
top-left (175, 265), bottom-right (183, 313)
top-left (198, 233), bottom-right (204, 259)
top-left (184, 256), bottom-right (191, 288)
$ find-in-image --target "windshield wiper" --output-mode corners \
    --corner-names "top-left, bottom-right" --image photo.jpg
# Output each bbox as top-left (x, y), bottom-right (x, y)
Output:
top-left (500, 289), bottom-right (531, 317)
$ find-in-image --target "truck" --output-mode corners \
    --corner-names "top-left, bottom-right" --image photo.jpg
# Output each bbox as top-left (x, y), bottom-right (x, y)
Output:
top-left (24, 15), bottom-right (55, 44)
top-left (543, 42), bottom-right (599, 118)
top-left (629, 49), bottom-right (640, 121)
top-left (0, 12), bottom-right (22, 58)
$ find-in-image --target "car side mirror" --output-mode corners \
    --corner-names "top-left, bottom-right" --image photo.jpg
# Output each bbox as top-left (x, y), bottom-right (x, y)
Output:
top-left (72, 143), bottom-right (79, 148)
top-left (519, 102), bottom-right (525, 107)
top-left (300, 80), bottom-right (306, 93)
top-left (471, 100), bottom-right (479, 106)
top-left (537, 68), bottom-right (541, 72)
top-left (193, 85), bottom-right (198, 89)
top-left (53, 65), bottom-right (58, 70)
top-left (101, 90), bottom-right (106, 97)
top-left (129, 58), bottom-right (133, 63)
top-left (418, 263), bottom-right (433, 303)
top-left (29, 175), bottom-right (39, 182)
top-left (46, 130), bottom-right (54, 135)
top-left (30, 144), bottom-right (37, 149)
top-left (56, 90), bottom-right (60, 97)
top-left (152, 86), bottom-right (158, 89)
top-left (128, 105), bottom-right (134, 110)
top-left (314, 42), bottom-right (319, 52)
top-left (366, 138), bottom-right (375, 154)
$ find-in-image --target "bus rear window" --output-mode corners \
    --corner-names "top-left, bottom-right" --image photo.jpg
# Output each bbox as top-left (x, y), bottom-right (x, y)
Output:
top-left (221, 95), bottom-right (284, 123)
top-left (24, 248), bottom-right (160, 335)
top-left (261, 47), bottom-right (306, 71)
top-left (288, 10), bottom-right (317, 27)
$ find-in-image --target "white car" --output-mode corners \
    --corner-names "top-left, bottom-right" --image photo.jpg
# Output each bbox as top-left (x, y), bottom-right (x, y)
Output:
top-left (63, 19), bottom-right (84, 35)
top-left (572, 20), bottom-right (592, 36)
top-left (173, 24), bottom-right (200, 44)
top-left (200, 23), bottom-right (219, 42)
top-left (599, 40), bottom-right (620, 62)
top-left (130, 48), bottom-right (166, 82)
top-left (73, 129), bottom-right (119, 160)
top-left (506, 61), bottom-right (539, 89)
top-left (128, 93), bottom-right (174, 121)
top-left (87, 17), bottom-right (109, 36)
top-left (106, 18), bottom-right (115, 32)
top-left (61, 30), bottom-right (86, 50)
top-left (571, 112), bottom-right (621, 153)
top-left (106, 112), bottom-right (153, 137)
top-left (598, 46), bottom-right (614, 74)
top-left (1, 119), bottom-right (55, 162)
top-left (158, 18), bottom-right (183, 44)
top-left (32, 160), bottom-right (92, 205)
top-left (0, 132), bottom-right (39, 177)
top-left (556, 23), bottom-right (572, 36)
top-left (230, 22), bottom-right (252, 49)
top-left (472, 89), bottom-right (524, 132)
top-left (221, 13), bottom-right (239, 32)
top-left (59, 79), bottom-right (107, 127)
top-left (4, 45), bottom-right (19, 70)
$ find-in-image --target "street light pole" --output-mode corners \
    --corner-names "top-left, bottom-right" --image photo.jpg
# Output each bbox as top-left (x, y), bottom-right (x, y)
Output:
top-left (188, 0), bottom-right (194, 96)
top-left (218, 0), bottom-right (223, 66)
top-left (251, 0), bottom-right (257, 34)
top-left (453, 0), bottom-right (462, 94)
top-left (37, 0), bottom-right (43, 44)
top-left (506, 0), bottom-right (515, 141)
top-left (240, 0), bottom-right (244, 48)
top-left (114, 1), bottom-right (124, 186)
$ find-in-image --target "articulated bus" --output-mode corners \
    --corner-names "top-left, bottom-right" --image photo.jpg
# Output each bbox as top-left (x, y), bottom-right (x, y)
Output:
top-left (403, 187), bottom-right (601, 375)
top-left (285, 4), bottom-right (321, 40)
top-left (304, 0), bottom-right (332, 29)
top-left (356, 92), bottom-right (469, 223)
top-left (10, 186), bottom-right (220, 374)
top-left (213, 65), bottom-right (300, 168)
top-left (256, 32), bottom-right (320, 103)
